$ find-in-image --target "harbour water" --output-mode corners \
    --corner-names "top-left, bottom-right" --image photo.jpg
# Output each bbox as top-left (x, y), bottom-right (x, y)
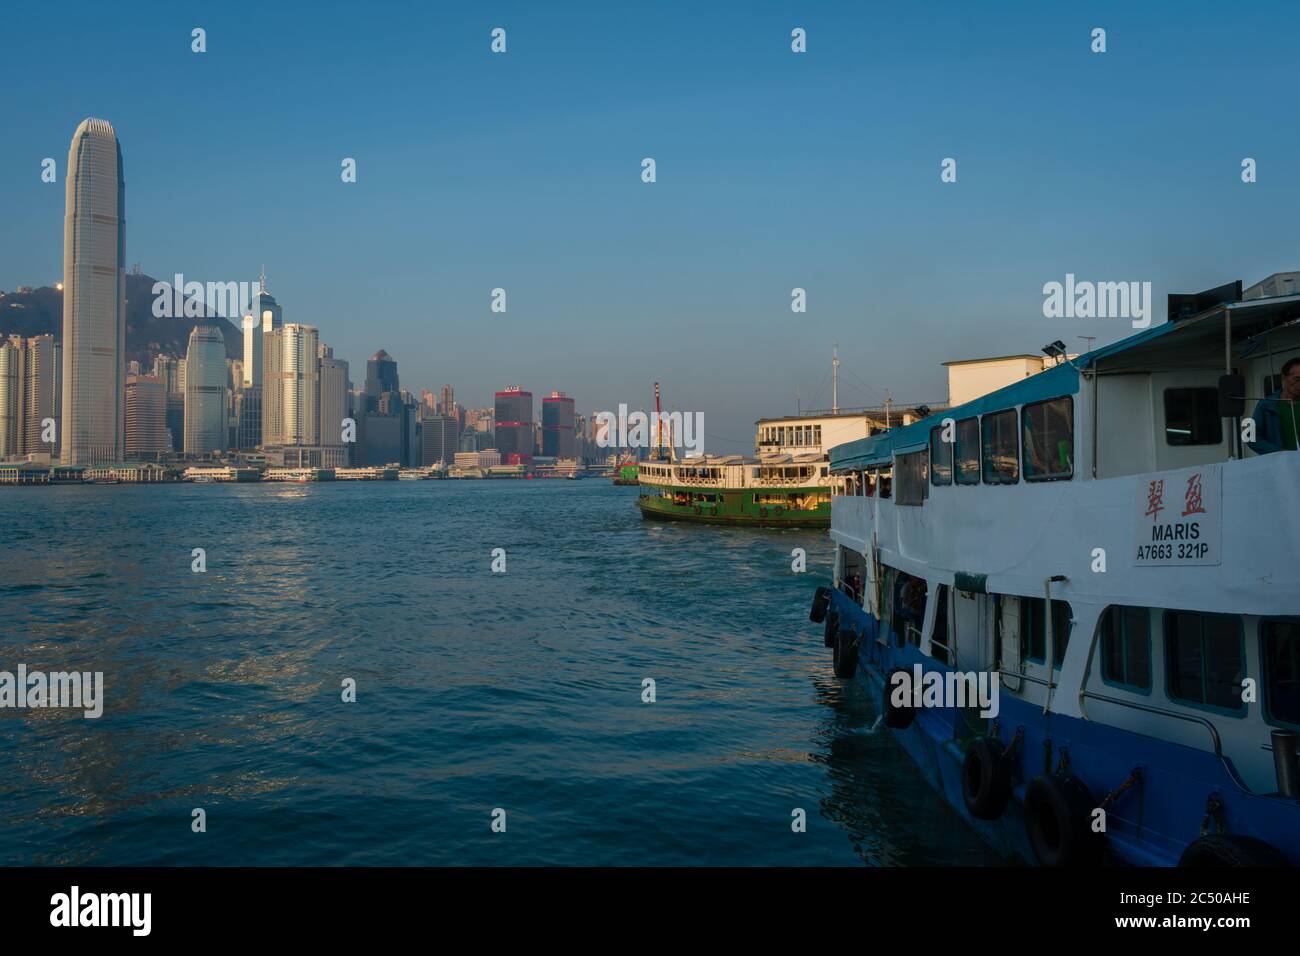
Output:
top-left (0, 481), bottom-right (1004, 865)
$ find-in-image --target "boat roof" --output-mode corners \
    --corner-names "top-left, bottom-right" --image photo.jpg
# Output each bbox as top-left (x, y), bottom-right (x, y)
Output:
top-left (831, 290), bottom-right (1300, 472)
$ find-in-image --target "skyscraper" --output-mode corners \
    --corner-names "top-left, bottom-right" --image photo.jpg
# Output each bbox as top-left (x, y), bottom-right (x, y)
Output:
top-left (364, 350), bottom-right (399, 411)
top-left (318, 345), bottom-right (350, 466)
top-left (61, 118), bottom-right (125, 465)
top-left (23, 334), bottom-right (60, 459)
top-left (542, 391), bottom-right (576, 459)
top-left (420, 413), bottom-right (458, 466)
top-left (183, 325), bottom-right (227, 456)
top-left (125, 374), bottom-right (169, 458)
top-left (280, 323), bottom-right (319, 446)
top-left (0, 338), bottom-right (20, 459)
top-left (494, 387), bottom-right (534, 466)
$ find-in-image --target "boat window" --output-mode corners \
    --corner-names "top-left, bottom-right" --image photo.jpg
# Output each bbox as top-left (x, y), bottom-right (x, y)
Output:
top-left (1100, 606), bottom-right (1151, 691)
top-left (1262, 618), bottom-right (1300, 728)
top-left (929, 425), bottom-right (952, 485)
top-left (1163, 388), bottom-right (1223, 447)
top-left (1165, 611), bottom-right (1245, 713)
top-left (895, 451), bottom-right (928, 506)
top-left (954, 417), bottom-right (980, 485)
top-left (1022, 396), bottom-right (1073, 482)
top-left (1020, 597), bottom-right (1072, 668)
top-left (981, 409), bottom-right (1019, 484)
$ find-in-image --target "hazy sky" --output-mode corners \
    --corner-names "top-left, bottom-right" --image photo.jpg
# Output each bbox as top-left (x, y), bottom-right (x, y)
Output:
top-left (3, 1), bottom-right (1299, 453)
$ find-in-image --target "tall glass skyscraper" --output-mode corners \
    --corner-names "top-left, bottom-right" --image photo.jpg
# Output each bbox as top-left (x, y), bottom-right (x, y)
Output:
top-left (61, 118), bottom-right (125, 465)
top-left (183, 325), bottom-right (228, 456)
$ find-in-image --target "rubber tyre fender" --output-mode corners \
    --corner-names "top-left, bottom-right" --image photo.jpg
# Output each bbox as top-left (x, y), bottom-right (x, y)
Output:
top-left (1178, 834), bottom-right (1289, 867)
top-left (881, 667), bottom-right (916, 729)
top-left (1024, 774), bottom-right (1102, 866)
top-left (962, 736), bottom-right (1012, 821)
top-left (810, 585), bottom-right (831, 624)
top-left (823, 610), bottom-right (840, 647)
top-left (832, 626), bottom-right (858, 678)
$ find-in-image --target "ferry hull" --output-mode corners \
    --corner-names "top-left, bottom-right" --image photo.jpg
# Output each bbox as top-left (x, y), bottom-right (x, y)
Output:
top-left (821, 587), bottom-right (1300, 867)
top-left (637, 492), bottom-right (829, 527)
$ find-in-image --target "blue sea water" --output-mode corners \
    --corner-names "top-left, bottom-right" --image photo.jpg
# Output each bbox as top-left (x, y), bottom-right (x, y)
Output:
top-left (0, 480), bottom-right (1003, 865)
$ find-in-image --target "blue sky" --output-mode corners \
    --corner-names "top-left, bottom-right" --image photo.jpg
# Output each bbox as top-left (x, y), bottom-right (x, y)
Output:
top-left (3, 0), bottom-right (1299, 452)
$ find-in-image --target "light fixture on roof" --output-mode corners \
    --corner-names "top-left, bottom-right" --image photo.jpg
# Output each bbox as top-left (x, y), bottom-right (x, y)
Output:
top-left (1042, 340), bottom-right (1067, 359)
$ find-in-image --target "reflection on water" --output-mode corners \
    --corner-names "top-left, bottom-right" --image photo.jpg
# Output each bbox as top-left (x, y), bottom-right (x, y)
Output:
top-left (0, 481), bottom-right (1003, 865)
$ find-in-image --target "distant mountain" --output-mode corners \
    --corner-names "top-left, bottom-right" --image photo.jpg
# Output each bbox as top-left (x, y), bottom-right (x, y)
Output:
top-left (0, 272), bottom-right (242, 366)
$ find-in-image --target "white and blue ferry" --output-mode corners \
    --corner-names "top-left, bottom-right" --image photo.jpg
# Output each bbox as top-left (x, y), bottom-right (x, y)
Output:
top-left (811, 278), bottom-right (1300, 866)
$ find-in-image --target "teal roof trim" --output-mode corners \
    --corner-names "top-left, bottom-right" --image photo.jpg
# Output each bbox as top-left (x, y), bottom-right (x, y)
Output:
top-left (831, 361), bottom-right (1081, 471)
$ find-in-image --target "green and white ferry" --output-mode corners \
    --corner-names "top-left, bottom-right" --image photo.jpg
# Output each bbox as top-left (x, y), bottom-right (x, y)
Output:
top-left (636, 408), bottom-right (933, 527)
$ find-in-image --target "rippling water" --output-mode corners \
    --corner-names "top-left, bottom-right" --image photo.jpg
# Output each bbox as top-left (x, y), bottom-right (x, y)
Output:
top-left (0, 480), bottom-right (1003, 865)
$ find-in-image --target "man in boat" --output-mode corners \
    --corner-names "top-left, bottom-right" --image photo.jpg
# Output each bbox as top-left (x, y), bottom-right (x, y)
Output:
top-left (1249, 357), bottom-right (1300, 455)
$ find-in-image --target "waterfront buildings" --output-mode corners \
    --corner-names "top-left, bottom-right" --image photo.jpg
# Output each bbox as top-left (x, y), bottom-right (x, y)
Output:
top-left (494, 386), bottom-right (533, 466)
top-left (61, 118), bottom-right (126, 466)
top-left (317, 346), bottom-right (351, 467)
top-left (0, 334), bottom-right (62, 462)
top-left (542, 390), bottom-right (575, 459)
top-left (420, 413), bottom-right (458, 466)
top-left (124, 374), bottom-right (169, 458)
top-left (182, 325), bottom-right (228, 456)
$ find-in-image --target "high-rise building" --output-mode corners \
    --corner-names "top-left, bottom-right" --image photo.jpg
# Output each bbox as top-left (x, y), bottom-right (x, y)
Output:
top-left (440, 384), bottom-right (455, 416)
top-left (364, 350), bottom-right (399, 412)
top-left (494, 387), bottom-right (533, 465)
top-left (262, 321), bottom-right (283, 446)
top-left (0, 338), bottom-right (20, 459)
top-left (0, 334), bottom-right (62, 461)
top-left (318, 345), bottom-right (350, 464)
top-left (61, 118), bottom-right (126, 465)
top-left (125, 374), bottom-right (169, 459)
top-left (420, 413), bottom-right (458, 466)
top-left (276, 323), bottom-right (319, 446)
top-left (542, 390), bottom-right (576, 459)
top-left (183, 325), bottom-right (228, 456)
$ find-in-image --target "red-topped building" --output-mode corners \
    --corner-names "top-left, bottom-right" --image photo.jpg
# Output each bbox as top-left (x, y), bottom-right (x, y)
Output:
top-left (494, 386), bottom-right (533, 465)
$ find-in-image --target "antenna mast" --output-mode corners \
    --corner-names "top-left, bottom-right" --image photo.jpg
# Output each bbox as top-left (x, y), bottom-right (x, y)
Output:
top-left (832, 344), bottom-right (840, 414)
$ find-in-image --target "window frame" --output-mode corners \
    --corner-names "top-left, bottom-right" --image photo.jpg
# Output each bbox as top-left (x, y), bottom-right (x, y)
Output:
top-left (1162, 387), bottom-right (1224, 448)
top-left (929, 424), bottom-right (952, 485)
top-left (953, 417), bottom-right (981, 486)
top-left (1163, 610), bottom-right (1247, 717)
top-left (1021, 395), bottom-right (1074, 483)
top-left (1098, 605), bottom-right (1153, 694)
top-left (980, 408), bottom-right (1020, 485)
top-left (1261, 616), bottom-right (1300, 731)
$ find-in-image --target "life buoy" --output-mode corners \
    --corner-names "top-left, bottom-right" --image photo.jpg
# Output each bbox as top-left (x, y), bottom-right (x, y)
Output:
top-left (962, 736), bottom-right (1012, 821)
top-left (881, 667), bottom-right (916, 729)
top-left (1178, 834), bottom-right (1289, 867)
top-left (832, 626), bottom-right (858, 678)
top-left (1024, 774), bottom-right (1102, 866)
top-left (809, 586), bottom-right (830, 623)
top-left (823, 610), bottom-right (840, 647)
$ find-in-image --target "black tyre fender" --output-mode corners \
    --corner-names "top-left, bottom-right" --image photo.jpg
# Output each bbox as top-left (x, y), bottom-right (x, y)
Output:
top-left (1178, 834), bottom-right (1290, 867)
top-left (1024, 774), bottom-right (1102, 866)
top-left (962, 736), bottom-right (1012, 821)
top-left (810, 585), bottom-right (831, 624)
top-left (881, 667), bottom-right (916, 729)
top-left (832, 625), bottom-right (858, 678)
top-left (823, 610), bottom-right (840, 647)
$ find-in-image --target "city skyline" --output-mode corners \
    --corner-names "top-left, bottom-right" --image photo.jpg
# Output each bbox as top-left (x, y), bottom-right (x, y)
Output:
top-left (7, 2), bottom-right (1300, 453)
